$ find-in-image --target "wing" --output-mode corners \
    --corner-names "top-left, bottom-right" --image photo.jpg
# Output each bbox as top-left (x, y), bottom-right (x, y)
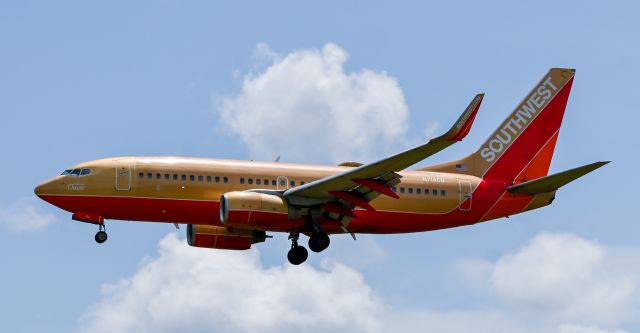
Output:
top-left (284, 93), bottom-right (484, 210)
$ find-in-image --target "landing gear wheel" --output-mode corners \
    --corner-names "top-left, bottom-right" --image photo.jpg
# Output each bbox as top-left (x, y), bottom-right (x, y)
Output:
top-left (287, 232), bottom-right (308, 265)
top-left (95, 230), bottom-right (108, 244)
top-left (95, 224), bottom-right (107, 244)
top-left (287, 245), bottom-right (308, 265)
top-left (308, 232), bottom-right (330, 253)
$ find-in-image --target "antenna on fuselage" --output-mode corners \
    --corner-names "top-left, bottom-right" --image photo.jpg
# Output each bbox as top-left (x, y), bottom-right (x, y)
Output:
top-left (274, 156), bottom-right (281, 162)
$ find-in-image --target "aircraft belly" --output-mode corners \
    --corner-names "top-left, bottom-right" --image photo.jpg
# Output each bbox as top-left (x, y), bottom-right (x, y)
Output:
top-left (40, 195), bottom-right (220, 225)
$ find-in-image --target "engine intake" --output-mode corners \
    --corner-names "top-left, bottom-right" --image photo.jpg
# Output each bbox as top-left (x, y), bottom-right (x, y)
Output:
top-left (186, 224), bottom-right (266, 250)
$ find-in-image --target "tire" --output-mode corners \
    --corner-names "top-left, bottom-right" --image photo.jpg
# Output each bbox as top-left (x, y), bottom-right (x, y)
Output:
top-left (308, 232), bottom-right (330, 253)
top-left (287, 245), bottom-right (308, 265)
top-left (95, 231), bottom-right (108, 244)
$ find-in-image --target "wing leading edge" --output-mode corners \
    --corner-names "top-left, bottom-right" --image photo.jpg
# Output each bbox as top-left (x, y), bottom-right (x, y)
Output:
top-left (284, 93), bottom-right (484, 207)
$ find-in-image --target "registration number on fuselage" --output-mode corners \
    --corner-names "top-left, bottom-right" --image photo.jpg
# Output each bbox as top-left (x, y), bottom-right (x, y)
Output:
top-left (422, 176), bottom-right (445, 183)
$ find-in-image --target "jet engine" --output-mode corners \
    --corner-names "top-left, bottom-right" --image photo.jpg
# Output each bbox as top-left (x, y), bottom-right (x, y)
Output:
top-left (219, 191), bottom-right (304, 230)
top-left (186, 224), bottom-right (266, 250)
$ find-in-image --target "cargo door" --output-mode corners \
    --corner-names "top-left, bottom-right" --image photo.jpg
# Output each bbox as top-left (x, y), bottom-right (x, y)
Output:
top-left (458, 179), bottom-right (472, 211)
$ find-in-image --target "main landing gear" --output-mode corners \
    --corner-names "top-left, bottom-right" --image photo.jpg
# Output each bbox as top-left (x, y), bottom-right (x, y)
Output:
top-left (308, 232), bottom-right (330, 253)
top-left (287, 231), bottom-right (331, 265)
top-left (94, 224), bottom-right (108, 244)
top-left (287, 233), bottom-right (308, 265)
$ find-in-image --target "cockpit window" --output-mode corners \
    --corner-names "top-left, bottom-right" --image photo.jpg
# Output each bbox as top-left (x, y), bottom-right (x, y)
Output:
top-left (63, 168), bottom-right (91, 176)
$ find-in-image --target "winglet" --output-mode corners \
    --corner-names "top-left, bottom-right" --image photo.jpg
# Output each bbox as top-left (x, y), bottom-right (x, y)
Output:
top-left (507, 161), bottom-right (610, 195)
top-left (437, 93), bottom-right (484, 142)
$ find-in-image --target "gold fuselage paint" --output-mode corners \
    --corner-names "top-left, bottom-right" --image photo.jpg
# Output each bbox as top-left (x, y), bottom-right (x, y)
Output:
top-left (37, 156), bottom-right (481, 216)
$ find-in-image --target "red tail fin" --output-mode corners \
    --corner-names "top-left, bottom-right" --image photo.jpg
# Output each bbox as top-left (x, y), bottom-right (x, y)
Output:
top-left (421, 68), bottom-right (575, 183)
top-left (478, 68), bottom-right (575, 182)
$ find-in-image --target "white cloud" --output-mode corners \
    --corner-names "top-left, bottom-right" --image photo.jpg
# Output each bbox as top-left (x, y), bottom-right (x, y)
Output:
top-left (79, 232), bottom-right (640, 333)
top-left (218, 43), bottom-right (409, 164)
top-left (491, 233), bottom-right (636, 325)
top-left (78, 233), bottom-right (384, 333)
top-left (0, 197), bottom-right (56, 232)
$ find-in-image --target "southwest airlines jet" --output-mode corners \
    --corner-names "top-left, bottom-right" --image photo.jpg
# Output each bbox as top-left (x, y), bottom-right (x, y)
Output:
top-left (35, 68), bottom-right (608, 265)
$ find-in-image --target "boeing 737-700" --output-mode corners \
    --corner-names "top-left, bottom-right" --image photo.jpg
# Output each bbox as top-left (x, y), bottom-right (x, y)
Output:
top-left (34, 68), bottom-right (608, 265)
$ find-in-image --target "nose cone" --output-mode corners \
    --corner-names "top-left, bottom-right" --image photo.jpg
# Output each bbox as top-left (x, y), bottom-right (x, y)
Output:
top-left (34, 178), bottom-right (57, 198)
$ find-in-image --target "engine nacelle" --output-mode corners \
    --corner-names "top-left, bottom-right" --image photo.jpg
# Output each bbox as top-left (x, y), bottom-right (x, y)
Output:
top-left (219, 191), bottom-right (304, 230)
top-left (186, 224), bottom-right (266, 250)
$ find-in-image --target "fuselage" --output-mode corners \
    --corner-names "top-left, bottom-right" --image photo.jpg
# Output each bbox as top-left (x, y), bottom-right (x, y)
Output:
top-left (34, 156), bottom-right (551, 234)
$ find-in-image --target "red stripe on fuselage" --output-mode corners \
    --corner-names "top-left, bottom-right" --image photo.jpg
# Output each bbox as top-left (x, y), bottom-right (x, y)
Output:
top-left (40, 195), bottom-right (219, 225)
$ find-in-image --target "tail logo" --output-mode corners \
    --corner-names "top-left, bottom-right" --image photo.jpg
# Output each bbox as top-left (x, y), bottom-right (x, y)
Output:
top-left (479, 77), bottom-right (559, 163)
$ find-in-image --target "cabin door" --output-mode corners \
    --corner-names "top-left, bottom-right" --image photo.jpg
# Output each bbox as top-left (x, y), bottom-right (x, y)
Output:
top-left (458, 179), bottom-right (472, 212)
top-left (115, 161), bottom-right (132, 191)
top-left (276, 176), bottom-right (289, 190)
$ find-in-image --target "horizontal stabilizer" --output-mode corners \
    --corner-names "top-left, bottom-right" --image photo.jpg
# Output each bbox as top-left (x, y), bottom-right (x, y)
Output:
top-left (506, 161), bottom-right (610, 195)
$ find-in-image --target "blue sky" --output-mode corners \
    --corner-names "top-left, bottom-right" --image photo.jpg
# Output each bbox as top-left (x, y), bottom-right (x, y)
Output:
top-left (1, 1), bottom-right (638, 332)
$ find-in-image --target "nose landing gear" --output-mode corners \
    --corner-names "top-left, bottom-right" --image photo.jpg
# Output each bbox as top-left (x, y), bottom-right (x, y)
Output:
top-left (94, 224), bottom-right (108, 244)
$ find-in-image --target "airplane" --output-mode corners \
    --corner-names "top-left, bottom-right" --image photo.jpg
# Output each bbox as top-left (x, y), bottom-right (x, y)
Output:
top-left (34, 68), bottom-right (608, 265)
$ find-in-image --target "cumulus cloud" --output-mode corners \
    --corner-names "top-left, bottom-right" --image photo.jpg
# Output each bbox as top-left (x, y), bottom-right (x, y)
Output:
top-left (0, 197), bottom-right (56, 232)
top-left (79, 232), bottom-right (640, 333)
top-left (491, 233), bottom-right (636, 325)
top-left (218, 43), bottom-right (409, 164)
top-left (78, 233), bottom-right (384, 333)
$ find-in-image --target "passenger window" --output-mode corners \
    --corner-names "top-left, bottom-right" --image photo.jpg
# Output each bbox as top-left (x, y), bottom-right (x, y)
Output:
top-left (432, 189), bottom-right (437, 196)
top-left (279, 179), bottom-right (286, 186)
top-left (223, 176), bottom-right (228, 183)
top-left (416, 188), bottom-right (421, 194)
top-left (198, 175), bottom-right (203, 182)
top-left (408, 188), bottom-right (413, 194)
top-left (164, 174), bottom-right (170, 180)
top-left (240, 178), bottom-right (245, 184)
top-left (61, 169), bottom-right (72, 176)
top-left (290, 181), bottom-right (295, 187)
top-left (272, 180), bottom-right (277, 186)
top-left (256, 179), bottom-right (261, 185)
top-left (264, 179), bottom-right (268, 185)
top-left (71, 169), bottom-right (81, 176)
top-left (173, 174), bottom-right (178, 180)
top-left (400, 187), bottom-right (405, 193)
top-left (441, 190), bottom-right (446, 197)
top-left (300, 181), bottom-right (305, 185)
top-left (156, 173), bottom-right (161, 179)
top-left (139, 172), bottom-right (144, 178)
top-left (190, 175), bottom-right (195, 181)
top-left (215, 176), bottom-right (220, 183)
top-left (392, 187), bottom-right (397, 192)
top-left (147, 172), bottom-right (153, 179)
top-left (181, 175), bottom-right (187, 181)
top-left (248, 178), bottom-right (253, 185)
top-left (425, 189), bottom-right (429, 195)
